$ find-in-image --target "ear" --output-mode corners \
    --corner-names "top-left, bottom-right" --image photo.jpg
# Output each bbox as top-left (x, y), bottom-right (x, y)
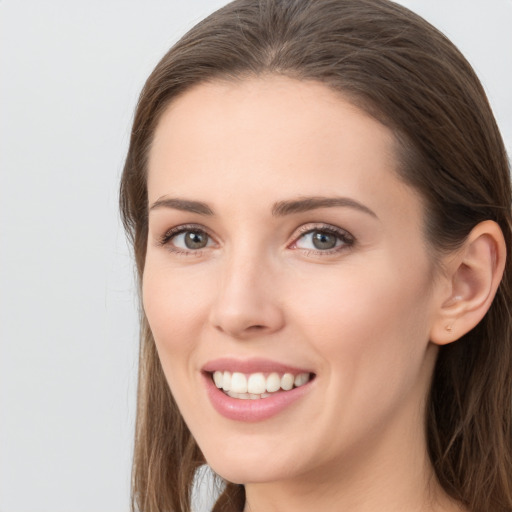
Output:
top-left (430, 220), bottom-right (506, 345)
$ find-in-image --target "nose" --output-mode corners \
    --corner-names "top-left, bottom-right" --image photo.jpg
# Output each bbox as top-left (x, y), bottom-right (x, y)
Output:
top-left (209, 252), bottom-right (285, 340)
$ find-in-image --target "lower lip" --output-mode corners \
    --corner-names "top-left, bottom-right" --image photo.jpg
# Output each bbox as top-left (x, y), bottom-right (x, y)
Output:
top-left (203, 372), bottom-right (314, 422)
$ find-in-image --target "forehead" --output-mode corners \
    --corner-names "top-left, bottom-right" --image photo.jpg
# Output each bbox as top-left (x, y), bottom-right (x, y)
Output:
top-left (147, 76), bottom-right (419, 222)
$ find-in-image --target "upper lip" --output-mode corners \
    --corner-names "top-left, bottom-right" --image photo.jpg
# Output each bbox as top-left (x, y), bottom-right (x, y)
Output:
top-left (202, 357), bottom-right (314, 375)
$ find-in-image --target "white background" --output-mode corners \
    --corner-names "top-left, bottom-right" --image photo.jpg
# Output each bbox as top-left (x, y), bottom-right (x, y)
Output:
top-left (0, 1), bottom-right (510, 511)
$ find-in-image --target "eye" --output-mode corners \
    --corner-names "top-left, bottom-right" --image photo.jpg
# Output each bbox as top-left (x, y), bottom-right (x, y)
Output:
top-left (293, 226), bottom-right (354, 252)
top-left (159, 225), bottom-right (214, 252)
top-left (175, 230), bottom-right (210, 249)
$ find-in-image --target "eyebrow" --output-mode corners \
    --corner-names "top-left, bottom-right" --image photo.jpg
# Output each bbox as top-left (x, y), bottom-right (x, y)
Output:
top-left (149, 197), bottom-right (214, 215)
top-left (148, 195), bottom-right (377, 218)
top-left (272, 196), bottom-right (377, 218)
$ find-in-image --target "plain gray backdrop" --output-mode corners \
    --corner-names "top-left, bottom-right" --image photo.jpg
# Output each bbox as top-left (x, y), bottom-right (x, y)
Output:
top-left (1, 1), bottom-right (511, 511)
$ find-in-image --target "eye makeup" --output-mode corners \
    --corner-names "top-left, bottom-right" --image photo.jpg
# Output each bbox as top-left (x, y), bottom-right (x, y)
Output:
top-left (155, 220), bottom-right (355, 258)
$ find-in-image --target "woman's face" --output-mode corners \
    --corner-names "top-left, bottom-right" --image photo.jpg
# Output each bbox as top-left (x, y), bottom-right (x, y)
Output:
top-left (143, 77), bottom-right (445, 485)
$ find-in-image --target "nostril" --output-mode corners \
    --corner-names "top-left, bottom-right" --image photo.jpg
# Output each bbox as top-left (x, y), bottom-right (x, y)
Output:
top-left (248, 325), bottom-right (266, 330)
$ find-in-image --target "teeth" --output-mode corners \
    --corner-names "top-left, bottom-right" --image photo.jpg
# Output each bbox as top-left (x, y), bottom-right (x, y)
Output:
top-left (247, 373), bottom-right (266, 394)
top-left (266, 372), bottom-right (281, 392)
top-left (226, 391), bottom-right (272, 400)
top-left (213, 371), bottom-right (223, 388)
top-left (222, 371), bottom-right (232, 391)
top-left (231, 372), bottom-right (248, 393)
top-left (212, 370), bottom-right (311, 397)
top-left (294, 373), bottom-right (309, 387)
top-left (281, 373), bottom-right (294, 391)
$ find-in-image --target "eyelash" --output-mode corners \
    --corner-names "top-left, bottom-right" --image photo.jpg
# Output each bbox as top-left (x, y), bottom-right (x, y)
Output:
top-left (291, 224), bottom-right (355, 255)
top-left (157, 224), bottom-right (214, 256)
top-left (157, 223), bottom-right (355, 256)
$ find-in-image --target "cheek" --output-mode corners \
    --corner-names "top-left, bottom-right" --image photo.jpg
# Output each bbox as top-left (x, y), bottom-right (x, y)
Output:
top-left (142, 263), bottom-right (210, 369)
top-left (142, 266), bottom-right (210, 425)
top-left (143, 258), bottom-right (208, 327)
top-left (289, 255), bottom-right (434, 391)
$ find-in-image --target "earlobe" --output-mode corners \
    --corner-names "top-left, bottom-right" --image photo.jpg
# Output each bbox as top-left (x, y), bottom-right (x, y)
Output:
top-left (430, 220), bottom-right (506, 346)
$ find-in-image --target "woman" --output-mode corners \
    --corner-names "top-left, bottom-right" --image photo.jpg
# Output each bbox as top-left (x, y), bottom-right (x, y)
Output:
top-left (120, 0), bottom-right (512, 511)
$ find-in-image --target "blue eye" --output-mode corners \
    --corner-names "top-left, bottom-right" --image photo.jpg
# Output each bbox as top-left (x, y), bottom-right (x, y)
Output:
top-left (295, 227), bottom-right (353, 252)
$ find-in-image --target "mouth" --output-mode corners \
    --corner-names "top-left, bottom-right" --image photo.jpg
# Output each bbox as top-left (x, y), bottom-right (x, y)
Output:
top-left (209, 370), bottom-right (313, 400)
top-left (201, 358), bottom-right (316, 421)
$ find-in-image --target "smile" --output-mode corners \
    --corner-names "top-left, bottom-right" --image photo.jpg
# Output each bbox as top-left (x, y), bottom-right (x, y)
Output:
top-left (212, 371), bottom-right (312, 399)
top-left (202, 359), bottom-right (316, 422)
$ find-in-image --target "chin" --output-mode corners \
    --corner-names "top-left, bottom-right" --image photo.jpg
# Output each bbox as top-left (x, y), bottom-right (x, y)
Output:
top-left (204, 448), bottom-right (298, 485)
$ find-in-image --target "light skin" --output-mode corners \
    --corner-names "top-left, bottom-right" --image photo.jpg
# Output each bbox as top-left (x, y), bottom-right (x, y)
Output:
top-left (143, 76), bottom-right (505, 512)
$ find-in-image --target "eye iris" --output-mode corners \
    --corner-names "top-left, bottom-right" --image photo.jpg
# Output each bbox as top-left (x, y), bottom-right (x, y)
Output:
top-left (184, 231), bottom-right (208, 249)
top-left (312, 230), bottom-right (337, 250)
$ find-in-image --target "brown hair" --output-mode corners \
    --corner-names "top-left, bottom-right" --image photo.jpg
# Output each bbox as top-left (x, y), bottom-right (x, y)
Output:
top-left (120, 0), bottom-right (512, 510)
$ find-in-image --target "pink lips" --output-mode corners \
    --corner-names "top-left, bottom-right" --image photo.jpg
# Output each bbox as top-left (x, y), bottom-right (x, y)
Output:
top-left (202, 358), bottom-right (315, 422)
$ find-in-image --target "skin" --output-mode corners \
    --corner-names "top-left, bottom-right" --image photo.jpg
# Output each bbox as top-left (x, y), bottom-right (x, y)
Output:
top-left (143, 76), bottom-right (469, 512)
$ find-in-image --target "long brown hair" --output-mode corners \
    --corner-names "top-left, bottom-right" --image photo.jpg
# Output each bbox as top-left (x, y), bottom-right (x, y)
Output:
top-left (120, 1), bottom-right (512, 510)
